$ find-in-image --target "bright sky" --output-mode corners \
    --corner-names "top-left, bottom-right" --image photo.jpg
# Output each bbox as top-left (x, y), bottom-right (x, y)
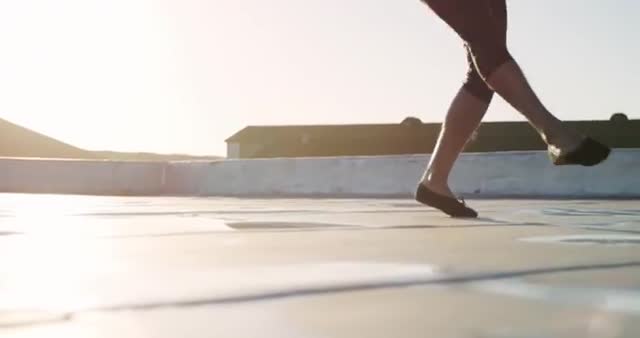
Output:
top-left (0, 0), bottom-right (638, 156)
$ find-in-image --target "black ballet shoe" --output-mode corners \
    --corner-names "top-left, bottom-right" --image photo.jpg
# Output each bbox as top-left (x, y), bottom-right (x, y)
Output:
top-left (415, 184), bottom-right (478, 218)
top-left (550, 137), bottom-right (611, 167)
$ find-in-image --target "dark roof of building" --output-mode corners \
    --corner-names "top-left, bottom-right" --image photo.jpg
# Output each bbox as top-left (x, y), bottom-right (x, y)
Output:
top-left (226, 118), bottom-right (640, 158)
top-left (226, 123), bottom-right (440, 143)
top-left (226, 119), bottom-right (638, 143)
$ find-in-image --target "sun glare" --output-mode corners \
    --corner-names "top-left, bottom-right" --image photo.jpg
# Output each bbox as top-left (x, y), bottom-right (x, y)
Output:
top-left (1, 194), bottom-right (119, 312)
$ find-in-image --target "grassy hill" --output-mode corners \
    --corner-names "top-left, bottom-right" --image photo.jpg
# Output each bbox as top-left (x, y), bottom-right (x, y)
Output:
top-left (0, 118), bottom-right (221, 161)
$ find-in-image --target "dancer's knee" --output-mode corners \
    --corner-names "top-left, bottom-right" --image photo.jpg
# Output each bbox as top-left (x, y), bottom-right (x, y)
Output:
top-left (468, 42), bottom-right (513, 81)
top-left (463, 69), bottom-right (494, 103)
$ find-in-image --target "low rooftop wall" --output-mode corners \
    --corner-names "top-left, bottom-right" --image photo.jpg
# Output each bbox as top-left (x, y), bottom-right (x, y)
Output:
top-left (1, 150), bottom-right (639, 198)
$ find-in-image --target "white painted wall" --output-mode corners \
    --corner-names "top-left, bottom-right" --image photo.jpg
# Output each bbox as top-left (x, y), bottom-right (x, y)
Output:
top-left (226, 143), bottom-right (240, 159)
top-left (0, 158), bottom-right (165, 195)
top-left (1, 149), bottom-right (639, 198)
top-left (165, 149), bottom-right (640, 198)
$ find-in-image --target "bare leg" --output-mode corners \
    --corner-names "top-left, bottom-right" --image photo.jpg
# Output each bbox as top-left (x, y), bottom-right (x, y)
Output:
top-left (415, 0), bottom-right (608, 217)
top-left (486, 61), bottom-right (584, 156)
top-left (421, 88), bottom-right (490, 197)
top-left (423, 0), bottom-right (584, 157)
top-left (417, 0), bottom-right (502, 202)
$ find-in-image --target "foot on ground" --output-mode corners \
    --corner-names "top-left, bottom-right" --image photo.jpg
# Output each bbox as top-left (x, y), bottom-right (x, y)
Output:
top-left (415, 183), bottom-right (478, 218)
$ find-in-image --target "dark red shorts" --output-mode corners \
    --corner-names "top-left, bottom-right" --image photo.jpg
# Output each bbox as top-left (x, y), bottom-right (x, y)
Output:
top-left (421, 0), bottom-right (511, 101)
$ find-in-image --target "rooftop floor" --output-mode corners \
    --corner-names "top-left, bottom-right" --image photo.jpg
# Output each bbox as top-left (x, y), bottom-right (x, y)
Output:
top-left (1, 194), bottom-right (639, 337)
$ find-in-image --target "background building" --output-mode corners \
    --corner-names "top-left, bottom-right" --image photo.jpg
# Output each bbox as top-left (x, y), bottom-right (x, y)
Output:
top-left (226, 114), bottom-right (638, 159)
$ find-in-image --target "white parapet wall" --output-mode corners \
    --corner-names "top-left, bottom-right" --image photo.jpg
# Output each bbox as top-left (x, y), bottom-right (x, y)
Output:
top-left (164, 149), bottom-right (640, 198)
top-left (1, 149), bottom-right (639, 198)
top-left (0, 158), bottom-right (166, 195)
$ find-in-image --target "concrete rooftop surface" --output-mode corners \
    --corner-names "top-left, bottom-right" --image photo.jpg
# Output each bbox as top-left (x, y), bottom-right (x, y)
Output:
top-left (1, 194), bottom-right (639, 337)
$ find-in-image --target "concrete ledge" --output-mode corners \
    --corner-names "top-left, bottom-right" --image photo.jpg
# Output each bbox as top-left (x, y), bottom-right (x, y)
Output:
top-left (165, 149), bottom-right (640, 198)
top-left (0, 158), bottom-right (166, 195)
top-left (1, 149), bottom-right (639, 198)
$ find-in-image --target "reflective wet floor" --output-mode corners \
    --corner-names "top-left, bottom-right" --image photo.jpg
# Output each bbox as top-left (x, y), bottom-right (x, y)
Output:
top-left (1, 194), bottom-right (639, 337)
